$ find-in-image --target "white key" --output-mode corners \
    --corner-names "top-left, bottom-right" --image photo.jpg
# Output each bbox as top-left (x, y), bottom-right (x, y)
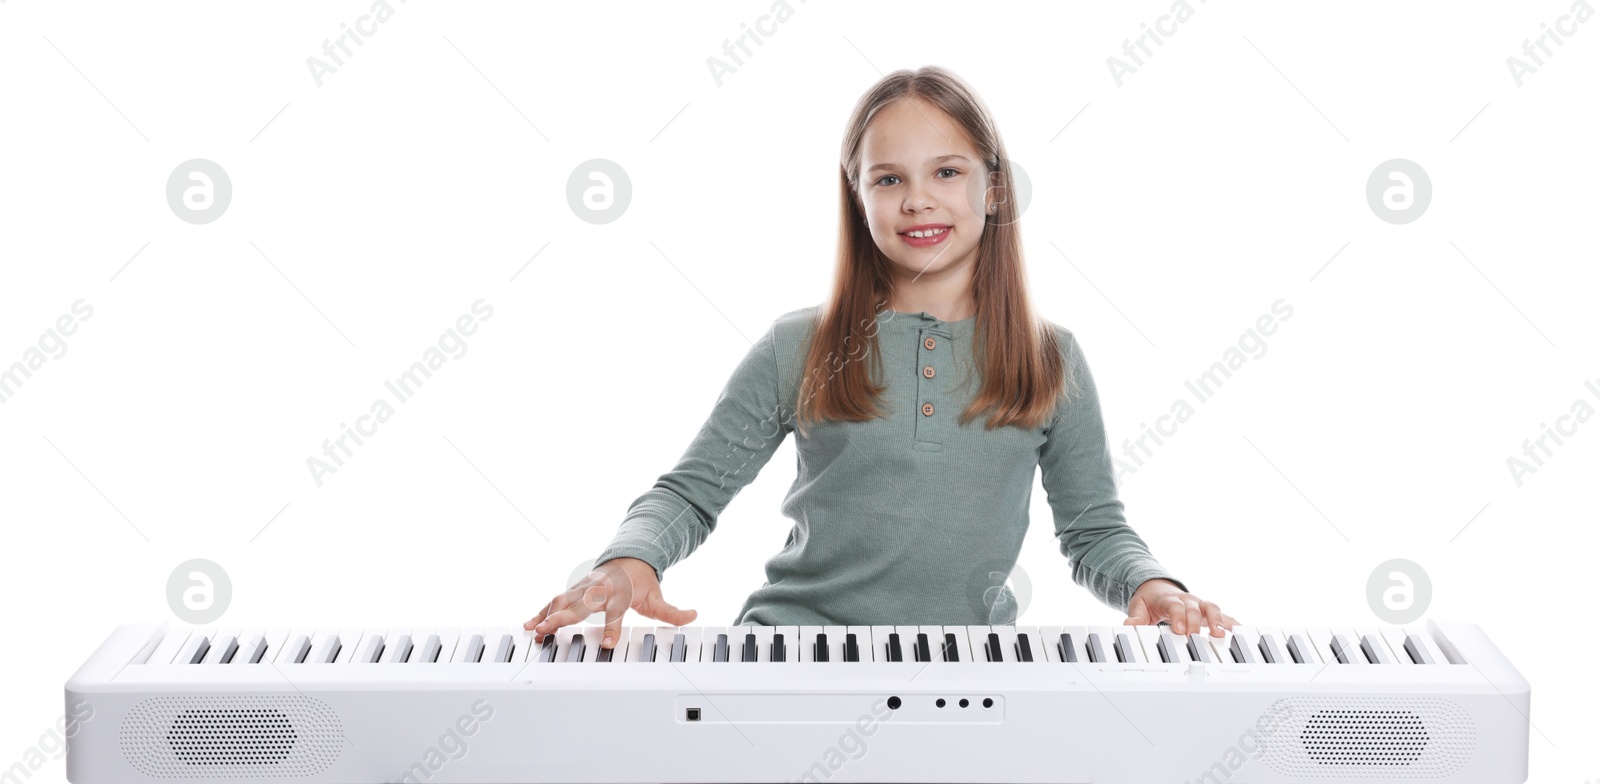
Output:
top-left (333, 627), bottom-right (365, 664)
top-left (913, 625), bottom-right (944, 663)
top-left (452, 628), bottom-right (488, 663)
top-left (797, 626), bottom-right (824, 663)
top-left (232, 631), bottom-right (268, 665)
top-left (354, 632), bottom-right (386, 664)
top-left (1328, 626), bottom-right (1366, 665)
top-left (701, 627), bottom-right (733, 662)
top-left (308, 629), bottom-right (343, 664)
top-left (146, 626), bottom-right (193, 665)
top-left (1286, 626), bottom-right (1325, 664)
top-left (868, 625), bottom-right (897, 662)
top-left (1253, 626), bottom-right (1289, 664)
top-left (1058, 625), bottom-right (1091, 663)
top-left (409, 630), bottom-right (444, 664)
top-left (379, 629), bottom-right (414, 663)
top-left (1039, 625), bottom-right (1065, 663)
top-left (1134, 625), bottom-right (1170, 663)
top-left (818, 625), bottom-right (846, 663)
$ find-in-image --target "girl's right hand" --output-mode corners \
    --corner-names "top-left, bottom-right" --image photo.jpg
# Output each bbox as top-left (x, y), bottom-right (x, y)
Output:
top-left (523, 557), bottom-right (697, 650)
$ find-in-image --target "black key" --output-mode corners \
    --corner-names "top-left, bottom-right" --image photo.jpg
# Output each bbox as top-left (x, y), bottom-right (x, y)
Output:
top-left (670, 633), bottom-right (687, 662)
top-left (888, 633), bottom-right (903, 662)
top-left (986, 632), bottom-right (1002, 662)
top-left (1157, 634), bottom-right (1180, 663)
top-left (1330, 634), bottom-right (1356, 664)
top-left (1016, 633), bottom-right (1033, 662)
top-left (1258, 633), bottom-right (1285, 664)
top-left (1360, 634), bottom-right (1391, 664)
top-left (1287, 634), bottom-right (1313, 664)
top-left (943, 632), bottom-right (960, 662)
top-left (772, 633), bottom-right (786, 662)
top-left (1229, 636), bottom-right (1257, 663)
top-left (1187, 636), bottom-right (1214, 663)
top-left (915, 633), bottom-right (930, 663)
top-left (1086, 633), bottom-right (1106, 663)
top-left (1403, 634), bottom-right (1435, 664)
top-left (597, 645), bottom-right (613, 663)
top-left (1057, 633), bottom-right (1079, 663)
top-left (538, 634), bottom-right (558, 663)
top-left (564, 634), bottom-right (585, 663)
top-left (816, 633), bottom-right (829, 662)
top-left (845, 633), bottom-right (860, 662)
top-left (742, 633), bottom-right (757, 662)
top-left (640, 633), bottom-right (657, 663)
top-left (1114, 633), bottom-right (1136, 663)
top-left (186, 638), bottom-right (211, 664)
top-left (713, 633), bottom-right (729, 663)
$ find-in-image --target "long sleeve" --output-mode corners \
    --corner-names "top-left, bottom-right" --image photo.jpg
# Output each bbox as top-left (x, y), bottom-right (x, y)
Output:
top-left (1039, 329), bottom-right (1188, 612)
top-left (592, 321), bottom-right (791, 584)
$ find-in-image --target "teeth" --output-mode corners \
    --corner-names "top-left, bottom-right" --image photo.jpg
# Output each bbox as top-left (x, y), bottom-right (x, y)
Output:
top-left (906, 227), bottom-right (947, 238)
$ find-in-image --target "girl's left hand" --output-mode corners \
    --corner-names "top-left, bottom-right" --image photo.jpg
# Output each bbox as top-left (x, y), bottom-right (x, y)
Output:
top-left (1123, 578), bottom-right (1240, 637)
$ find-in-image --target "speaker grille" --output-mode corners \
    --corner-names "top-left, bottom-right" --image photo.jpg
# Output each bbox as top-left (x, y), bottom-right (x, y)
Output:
top-left (1259, 697), bottom-right (1474, 778)
top-left (118, 695), bottom-right (342, 778)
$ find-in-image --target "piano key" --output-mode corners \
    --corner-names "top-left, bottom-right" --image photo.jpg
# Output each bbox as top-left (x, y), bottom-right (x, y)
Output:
top-left (201, 630), bottom-right (240, 664)
top-left (770, 631), bottom-right (787, 662)
top-left (797, 626), bottom-right (825, 662)
top-left (740, 629), bottom-right (758, 662)
top-left (310, 632), bottom-right (342, 664)
top-left (753, 625), bottom-right (778, 663)
top-left (1085, 632), bottom-right (1108, 663)
top-left (490, 633), bottom-right (515, 663)
top-left (774, 626), bottom-right (797, 662)
top-left (424, 629), bottom-right (459, 663)
top-left (254, 628), bottom-right (290, 664)
top-left (561, 633), bottom-right (585, 663)
top-left (887, 632), bottom-right (904, 662)
top-left (869, 626), bottom-right (897, 663)
top-left (844, 632), bottom-right (861, 662)
top-left (894, 625), bottom-right (920, 662)
top-left (233, 634), bottom-right (268, 665)
top-left (1114, 632), bottom-right (1141, 663)
top-left (821, 625), bottom-right (847, 663)
top-left (1038, 626), bottom-right (1064, 663)
top-left (1157, 630), bottom-right (1189, 663)
top-left (1014, 626), bottom-right (1040, 663)
top-left (381, 633), bottom-right (414, 664)
top-left (709, 630), bottom-right (730, 662)
top-left (989, 626), bottom-right (1020, 662)
top-left (145, 627), bottom-right (193, 665)
top-left (1134, 625), bottom-right (1166, 662)
top-left (451, 628), bottom-right (486, 663)
top-left (177, 631), bottom-right (212, 665)
top-left (278, 632), bottom-right (313, 664)
top-left (913, 633), bottom-right (931, 663)
top-left (1329, 633), bottom-right (1361, 664)
top-left (639, 632), bottom-right (659, 663)
top-left (1056, 631), bottom-right (1081, 663)
top-left (1187, 633), bottom-right (1216, 663)
top-left (1403, 631), bottom-right (1439, 664)
top-left (1348, 626), bottom-right (1395, 664)
top-left (1329, 626), bottom-right (1367, 665)
top-left (1359, 632), bottom-right (1394, 664)
top-left (844, 626), bottom-right (870, 662)
top-left (533, 633), bottom-right (558, 663)
top-left (1227, 628), bottom-right (1258, 664)
top-left (1286, 632), bottom-right (1320, 664)
top-left (333, 627), bottom-right (366, 664)
top-left (941, 626), bottom-right (974, 662)
top-left (355, 633), bottom-right (386, 664)
top-left (410, 633), bottom-right (442, 664)
top-left (624, 627), bottom-right (655, 663)
top-left (1255, 627), bottom-right (1287, 663)
top-left (1303, 626), bottom-right (1337, 664)
top-left (1194, 626), bottom-right (1238, 663)
top-left (1060, 626), bottom-right (1091, 663)
top-left (670, 632), bottom-right (688, 662)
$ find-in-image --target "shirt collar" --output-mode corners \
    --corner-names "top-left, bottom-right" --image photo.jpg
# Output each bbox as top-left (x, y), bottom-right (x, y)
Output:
top-left (873, 308), bottom-right (976, 340)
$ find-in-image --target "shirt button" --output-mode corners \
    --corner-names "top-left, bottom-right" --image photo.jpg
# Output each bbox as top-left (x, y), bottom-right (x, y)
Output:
top-left (922, 365), bottom-right (935, 378)
top-left (924, 336), bottom-right (937, 350)
top-left (922, 402), bottom-right (934, 416)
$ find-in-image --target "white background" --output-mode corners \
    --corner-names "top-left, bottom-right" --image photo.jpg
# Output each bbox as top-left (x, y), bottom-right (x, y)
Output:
top-left (2, 1), bottom-right (1595, 781)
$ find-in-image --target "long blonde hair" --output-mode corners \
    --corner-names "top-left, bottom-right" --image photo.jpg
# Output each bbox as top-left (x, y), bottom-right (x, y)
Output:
top-left (795, 65), bottom-right (1072, 437)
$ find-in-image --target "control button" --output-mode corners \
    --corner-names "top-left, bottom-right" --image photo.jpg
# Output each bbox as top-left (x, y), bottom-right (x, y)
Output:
top-left (922, 365), bottom-right (935, 378)
top-left (922, 403), bottom-right (934, 416)
top-left (924, 336), bottom-right (937, 350)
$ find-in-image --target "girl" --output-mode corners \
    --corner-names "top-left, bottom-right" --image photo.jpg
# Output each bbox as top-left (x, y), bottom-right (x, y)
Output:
top-left (526, 65), bottom-right (1239, 652)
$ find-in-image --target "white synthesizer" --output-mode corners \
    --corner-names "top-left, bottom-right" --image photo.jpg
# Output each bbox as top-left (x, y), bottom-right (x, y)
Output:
top-left (65, 619), bottom-right (1529, 784)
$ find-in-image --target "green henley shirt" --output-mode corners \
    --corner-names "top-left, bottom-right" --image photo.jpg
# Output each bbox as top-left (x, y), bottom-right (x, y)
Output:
top-left (592, 305), bottom-right (1187, 627)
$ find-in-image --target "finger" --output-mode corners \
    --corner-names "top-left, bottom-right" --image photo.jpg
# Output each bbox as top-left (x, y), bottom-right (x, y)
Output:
top-left (601, 596), bottom-right (626, 649)
top-left (1185, 601), bottom-right (1204, 640)
top-left (524, 598), bottom-right (555, 631)
top-left (532, 586), bottom-right (588, 639)
top-left (1199, 602), bottom-right (1224, 637)
top-left (642, 591), bottom-right (698, 626)
top-left (1220, 613), bottom-right (1241, 631)
top-left (1162, 597), bottom-right (1188, 633)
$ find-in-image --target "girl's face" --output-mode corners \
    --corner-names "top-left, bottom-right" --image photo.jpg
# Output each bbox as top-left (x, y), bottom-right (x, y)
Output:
top-left (856, 97), bottom-right (995, 293)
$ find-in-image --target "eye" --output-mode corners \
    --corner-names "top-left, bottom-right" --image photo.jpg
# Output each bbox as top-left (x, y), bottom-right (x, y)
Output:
top-left (874, 175), bottom-right (900, 187)
top-left (937, 167), bottom-right (960, 177)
